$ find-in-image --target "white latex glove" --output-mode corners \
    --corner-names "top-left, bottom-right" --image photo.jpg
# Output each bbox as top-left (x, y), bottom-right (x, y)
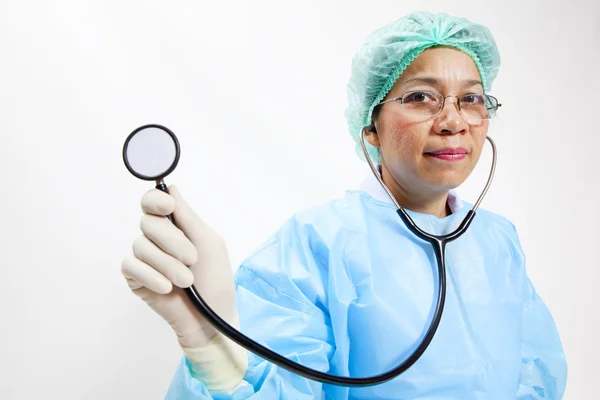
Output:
top-left (121, 185), bottom-right (247, 390)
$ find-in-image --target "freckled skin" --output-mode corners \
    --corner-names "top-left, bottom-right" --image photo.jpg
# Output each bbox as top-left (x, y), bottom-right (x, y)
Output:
top-left (365, 47), bottom-right (489, 217)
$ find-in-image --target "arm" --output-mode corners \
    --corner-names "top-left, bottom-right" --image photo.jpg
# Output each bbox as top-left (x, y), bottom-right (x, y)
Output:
top-left (516, 277), bottom-right (567, 399)
top-left (511, 222), bottom-right (567, 399)
top-left (165, 217), bottom-right (336, 399)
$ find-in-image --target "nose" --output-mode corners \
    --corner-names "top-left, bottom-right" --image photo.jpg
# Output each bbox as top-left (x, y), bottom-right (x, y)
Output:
top-left (433, 96), bottom-right (468, 135)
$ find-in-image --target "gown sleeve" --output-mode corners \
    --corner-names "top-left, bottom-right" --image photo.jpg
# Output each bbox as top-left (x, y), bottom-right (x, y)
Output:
top-left (165, 216), bottom-right (337, 399)
top-left (512, 225), bottom-right (568, 399)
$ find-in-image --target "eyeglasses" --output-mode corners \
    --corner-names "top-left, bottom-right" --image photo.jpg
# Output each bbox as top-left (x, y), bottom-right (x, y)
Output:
top-left (375, 90), bottom-right (502, 123)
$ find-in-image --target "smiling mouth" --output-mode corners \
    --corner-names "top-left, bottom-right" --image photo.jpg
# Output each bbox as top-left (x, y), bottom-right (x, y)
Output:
top-left (425, 148), bottom-right (468, 161)
top-left (425, 153), bottom-right (467, 161)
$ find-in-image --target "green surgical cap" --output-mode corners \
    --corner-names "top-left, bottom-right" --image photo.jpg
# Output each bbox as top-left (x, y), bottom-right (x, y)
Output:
top-left (345, 11), bottom-right (501, 163)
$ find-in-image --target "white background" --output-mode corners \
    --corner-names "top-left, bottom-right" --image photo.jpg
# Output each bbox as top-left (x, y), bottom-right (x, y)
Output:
top-left (1, 0), bottom-right (598, 398)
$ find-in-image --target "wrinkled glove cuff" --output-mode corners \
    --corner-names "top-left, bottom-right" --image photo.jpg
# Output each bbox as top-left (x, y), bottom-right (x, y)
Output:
top-left (180, 317), bottom-right (248, 392)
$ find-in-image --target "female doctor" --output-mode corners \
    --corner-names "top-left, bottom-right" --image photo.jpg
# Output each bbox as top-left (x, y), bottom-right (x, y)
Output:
top-left (121, 11), bottom-right (568, 399)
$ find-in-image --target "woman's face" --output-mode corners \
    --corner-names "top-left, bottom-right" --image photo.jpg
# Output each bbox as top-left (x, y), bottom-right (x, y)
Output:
top-left (367, 47), bottom-right (489, 196)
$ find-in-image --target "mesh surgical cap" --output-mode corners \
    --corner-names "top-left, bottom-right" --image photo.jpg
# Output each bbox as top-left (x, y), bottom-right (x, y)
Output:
top-left (345, 11), bottom-right (501, 163)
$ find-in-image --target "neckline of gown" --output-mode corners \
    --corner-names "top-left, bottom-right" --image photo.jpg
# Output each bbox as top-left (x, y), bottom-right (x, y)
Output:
top-left (350, 166), bottom-right (472, 225)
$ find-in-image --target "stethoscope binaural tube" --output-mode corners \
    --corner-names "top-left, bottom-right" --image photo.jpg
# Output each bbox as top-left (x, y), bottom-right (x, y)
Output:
top-left (173, 127), bottom-right (498, 387)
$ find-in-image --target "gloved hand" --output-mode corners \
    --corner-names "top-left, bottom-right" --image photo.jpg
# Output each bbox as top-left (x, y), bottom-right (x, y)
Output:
top-left (121, 185), bottom-right (247, 391)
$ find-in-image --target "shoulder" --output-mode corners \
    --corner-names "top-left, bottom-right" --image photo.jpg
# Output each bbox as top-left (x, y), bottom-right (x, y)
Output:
top-left (291, 190), bottom-right (390, 228)
top-left (240, 191), bottom-right (378, 268)
top-left (233, 194), bottom-right (372, 313)
top-left (469, 205), bottom-right (526, 260)
top-left (473, 206), bottom-right (517, 231)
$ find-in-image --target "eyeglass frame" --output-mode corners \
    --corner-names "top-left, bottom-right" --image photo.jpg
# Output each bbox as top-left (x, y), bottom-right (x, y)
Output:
top-left (374, 90), bottom-right (502, 121)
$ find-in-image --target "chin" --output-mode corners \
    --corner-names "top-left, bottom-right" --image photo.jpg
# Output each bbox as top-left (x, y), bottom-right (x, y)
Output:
top-left (423, 173), bottom-right (465, 192)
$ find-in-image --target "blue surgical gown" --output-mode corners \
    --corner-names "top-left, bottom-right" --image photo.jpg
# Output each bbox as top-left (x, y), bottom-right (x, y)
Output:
top-left (166, 188), bottom-right (567, 399)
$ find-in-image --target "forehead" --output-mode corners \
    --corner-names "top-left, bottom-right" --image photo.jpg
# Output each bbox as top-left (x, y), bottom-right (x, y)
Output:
top-left (395, 47), bottom-right (481, 86)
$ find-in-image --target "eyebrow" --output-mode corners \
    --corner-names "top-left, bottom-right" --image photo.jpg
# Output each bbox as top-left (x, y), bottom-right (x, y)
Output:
top-left (402, 77), bottom-right (483, 88)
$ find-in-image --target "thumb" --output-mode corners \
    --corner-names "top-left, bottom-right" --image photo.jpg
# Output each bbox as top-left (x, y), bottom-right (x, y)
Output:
top-left (168, 185), bottom-right (218, 245)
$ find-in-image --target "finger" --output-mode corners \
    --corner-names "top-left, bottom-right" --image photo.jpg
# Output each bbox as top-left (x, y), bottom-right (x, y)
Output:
top-left (168, 185), bottom-right (218, 244)
top-left (141, 189), bottom-right (176, 216)
top-left (132, 235), bottom-right (195, 288)
top-left (139, 213), bottom-right (198, 266)
top-left (124, 276), bottom-right (143, 290)
top-left (121, 254), bottom-right (173, 294)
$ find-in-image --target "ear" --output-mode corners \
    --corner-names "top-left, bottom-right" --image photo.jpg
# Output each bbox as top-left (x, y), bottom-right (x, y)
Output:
top-left (364, 125), bottom-right (380, 148)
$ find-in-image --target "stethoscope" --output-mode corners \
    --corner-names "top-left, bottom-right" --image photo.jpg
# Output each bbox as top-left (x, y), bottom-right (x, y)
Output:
top-left (123, 124), bottom-right (497, 387)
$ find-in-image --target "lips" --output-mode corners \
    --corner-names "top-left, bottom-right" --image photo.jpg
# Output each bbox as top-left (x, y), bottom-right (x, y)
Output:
top-left (426, 148), bottom-right (467, 155)
top-left (425, 147), bottom-right (468, 161)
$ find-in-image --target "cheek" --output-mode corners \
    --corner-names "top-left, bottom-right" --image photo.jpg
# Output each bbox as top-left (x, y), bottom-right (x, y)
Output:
top-left (379, 116), bottom-right (429, 163)
top-left (469, 125), bottom-right (489, 162)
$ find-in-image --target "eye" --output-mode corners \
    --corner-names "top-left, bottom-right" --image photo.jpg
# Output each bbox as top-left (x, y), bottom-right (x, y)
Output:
top-left (461, 94), bottom-right (485, 105)
top-left (403, 91), bottom-right (436, 103)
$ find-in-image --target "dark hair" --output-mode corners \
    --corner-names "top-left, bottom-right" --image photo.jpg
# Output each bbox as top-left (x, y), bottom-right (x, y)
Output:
top-left (371, 104), bottom-right (382, 125)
